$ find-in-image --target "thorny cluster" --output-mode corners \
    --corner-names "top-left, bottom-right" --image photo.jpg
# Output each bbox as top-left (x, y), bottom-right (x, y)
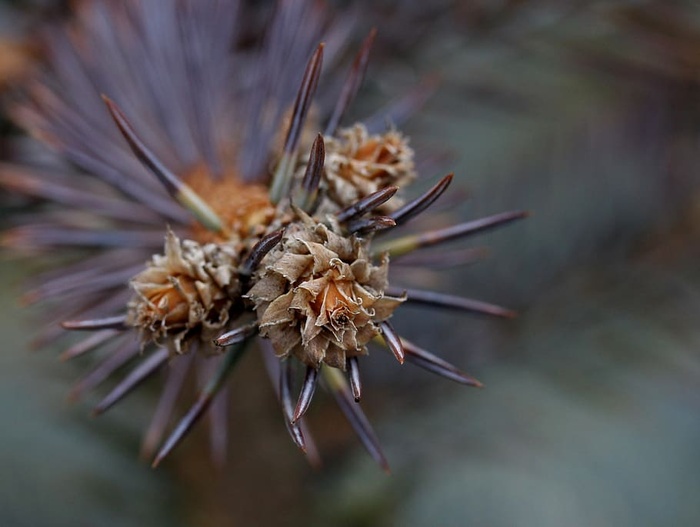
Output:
top-left (0, 0), bottom-right (525, 470)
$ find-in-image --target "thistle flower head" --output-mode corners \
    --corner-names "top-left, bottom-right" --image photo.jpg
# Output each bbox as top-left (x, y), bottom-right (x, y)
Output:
top-left (323, 124), bottom-right (416, 213)
top-left (248, 210), bottom-right (403, 368)
top-left (128, 230), bottom-right (240, 355)
top-left (1, 0), bottom-right (526, 470)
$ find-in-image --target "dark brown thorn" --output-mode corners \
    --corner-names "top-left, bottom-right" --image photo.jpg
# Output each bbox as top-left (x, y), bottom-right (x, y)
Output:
top-left (347, 357), bottom-right (362, 402)
top-left (292, 365), bottom-right (319, 423)
top-left (93, 349), bottom-right (169, 416)
top-left (284, 43), bottom-right (324, 155)
top-left (297, 134), bottom-right (325, 212)
top-left (380, 321), bottom-right (404, 364)
top-left (336, 186), bottom-right (398, 223)
top-left (260, 342), bottom-right (321, 466)
top-left (325, 28), bottom-right (377, 135)
top-left (280, 360), bottom-right (307, 452)
top-left (374, 210), bottom-right (529, 257)
top-left (101, 95), bottom-right (223, 232)
top-left (270, 43), bottom-right (325, 203)
top-left (389, 174), bottom-right (453, 226)
top-left (152, 344), bottom-right (246, 467)
top-left (348, 216), bottom-right (396, 236)
top-left (402, 339), bottom-right (483, 387)
top-left (59, 329), bottom-right (119, 361)
top-left (322, 367), bottom-right (390, 473)
top-left (385, 286), bottom-right (517, 319)
top-left (241, 230), bottom-right (284, 276)
top-left (61, 315), bottom-right (127, 331)
top-left (213, 322), bottom-right (259, 347)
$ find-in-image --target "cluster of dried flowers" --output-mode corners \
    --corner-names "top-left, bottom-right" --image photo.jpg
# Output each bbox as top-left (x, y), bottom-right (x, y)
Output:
top-left (0, 0), bottom-right (524, 470)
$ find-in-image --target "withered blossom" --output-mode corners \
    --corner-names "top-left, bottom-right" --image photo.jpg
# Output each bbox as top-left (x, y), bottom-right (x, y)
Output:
top-left (128, 230), bottom-right (241, 355)
top-left (248, 210), bottom-right (404, 369)
top-left (0, 0), bottom-right (526, 471)
top-left (323, 124), bottom-right (416, 213)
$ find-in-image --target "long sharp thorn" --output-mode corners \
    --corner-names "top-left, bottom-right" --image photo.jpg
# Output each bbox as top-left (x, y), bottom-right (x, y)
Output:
top-left (152, 344), bottom-right (246, 467)
top-left (390, 174), bottom-right (453, 226)
top-left (385, 286), bottom-right (517, 319)
top-left (280, 360), bottom-right (307, 451)
top-left (141, 352), bottom-right (195, 460)
top-left (380, 321), bottom-right (404, 364)
top-left (402, 339), bottom-right (483, 387)
top-left (336, 186), bottom-right (398, 223)
top-left (293, 366), bottom-right (319, 423)
top-left (260, 343), bottom-right (321, 465)
top-left (102, 96), bottom-right (224, 233)
top-left (347, 357), bottom-right (362, 402)
top-left (61, 315), bottom-right (127, 331)
top-left (68, 341), bottom-right (138, 401)
top-left (322, 367), bottom-right (390, 473)
top-left (214, 322), bottom-right (259, 347)
top-left (241, 230), bottom-right (284, 276)
top-left (93, 349), bottom-right (169, 416)
top-left (374, 210), bottom-right (529, 257)
top-left (270, 43), bottom-right (324, 203)
top-left (297, 134), bottom-right (325, 212)
top-left (325, 28), bottom-right (377, 135)
top-left (59, 329), bottom-right (119, 361)
top-left (349, 216), bottom-right (396, 235)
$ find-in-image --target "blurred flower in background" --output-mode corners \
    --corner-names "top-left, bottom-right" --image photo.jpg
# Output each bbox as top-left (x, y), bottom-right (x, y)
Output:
top-left (1, 1), bottom-right (700, 527)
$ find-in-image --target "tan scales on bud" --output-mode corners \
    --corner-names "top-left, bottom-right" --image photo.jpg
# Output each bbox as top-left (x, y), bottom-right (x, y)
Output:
top-left (246, 212), bottom-right (404, 369)
top-left (127, 230), bottom-right (241, 355)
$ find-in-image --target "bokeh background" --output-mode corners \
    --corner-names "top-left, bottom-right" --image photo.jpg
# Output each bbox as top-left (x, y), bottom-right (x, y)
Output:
top-left (2, 1), bottom-right (700, 525)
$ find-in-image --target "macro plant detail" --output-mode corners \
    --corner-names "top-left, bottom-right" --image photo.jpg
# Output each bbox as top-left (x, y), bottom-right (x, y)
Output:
top-left (0, 0), bottom-right (526, 471)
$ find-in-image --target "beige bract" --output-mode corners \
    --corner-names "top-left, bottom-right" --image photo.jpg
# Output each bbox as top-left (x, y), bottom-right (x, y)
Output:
top-left (246, 213), bottom-right (404, 369)
top-left (127, 230), bottom-right (241, 354)
top-left (323, 123), bottom-right (416, 212)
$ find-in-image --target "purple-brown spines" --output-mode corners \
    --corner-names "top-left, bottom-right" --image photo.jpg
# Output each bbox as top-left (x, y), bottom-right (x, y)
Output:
top-left (0, 0), bottom-right (527, 470)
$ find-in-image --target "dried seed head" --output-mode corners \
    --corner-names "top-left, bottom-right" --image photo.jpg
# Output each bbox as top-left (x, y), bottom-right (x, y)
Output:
top-left (246, 212), bottom-right (404, 369)
top-left (323, 123), bottom-right (416, 213)
top-left (127, 230), bottom-right (241, 354)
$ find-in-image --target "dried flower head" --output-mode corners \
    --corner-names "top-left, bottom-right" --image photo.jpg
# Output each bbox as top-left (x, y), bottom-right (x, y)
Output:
top-left (248, 210), bottom-right (404, 369)
top-left (128, 230), bottom-right (241, 355)
top-left (1, 0), bottom-right (526, 470)
top-left (322, 124), bottom-right (416, 212)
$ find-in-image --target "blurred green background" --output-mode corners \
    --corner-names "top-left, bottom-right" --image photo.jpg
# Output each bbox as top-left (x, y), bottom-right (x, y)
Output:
top-left (2, 1), bottom-right (700, 526)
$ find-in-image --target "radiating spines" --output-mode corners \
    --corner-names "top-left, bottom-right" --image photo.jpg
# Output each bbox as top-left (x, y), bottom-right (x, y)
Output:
top-left (61, 315), bottom-right (127, 331)
top-left (292, 365), bottom-right (319, 423)
top-left (102, 96), bottom-right (225, 233)
top-left (93, 349), bottom-right (169, 416)
top-left (322, 366), bottom-right (390, 473)
top-left (292, 133), bottom-right (325, 213)
top-left (214, 322), bottom-right (259, 348)
top-left (380, 321), bottom-right (405, 364)
top-left (390, 173), bottom-right (453, 226)
top-left (386, 286), bottom-right (517, 319)
top-left (270, 43), bottom-right (325, 204)
top-left (241, 230), bottom-right (285, 277)
top-left (346, 357), bottom-right (362, 402)
top-left (336, 186), bottom-right (399, 223)
top-left (374, 210), bottom-right (529, 257)
top-left (325, 28), bottom-right (377, 136)
top-left (152, 342), bottom-right (248, 468)
top-left (401, 338), bottom-right (483, 388)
